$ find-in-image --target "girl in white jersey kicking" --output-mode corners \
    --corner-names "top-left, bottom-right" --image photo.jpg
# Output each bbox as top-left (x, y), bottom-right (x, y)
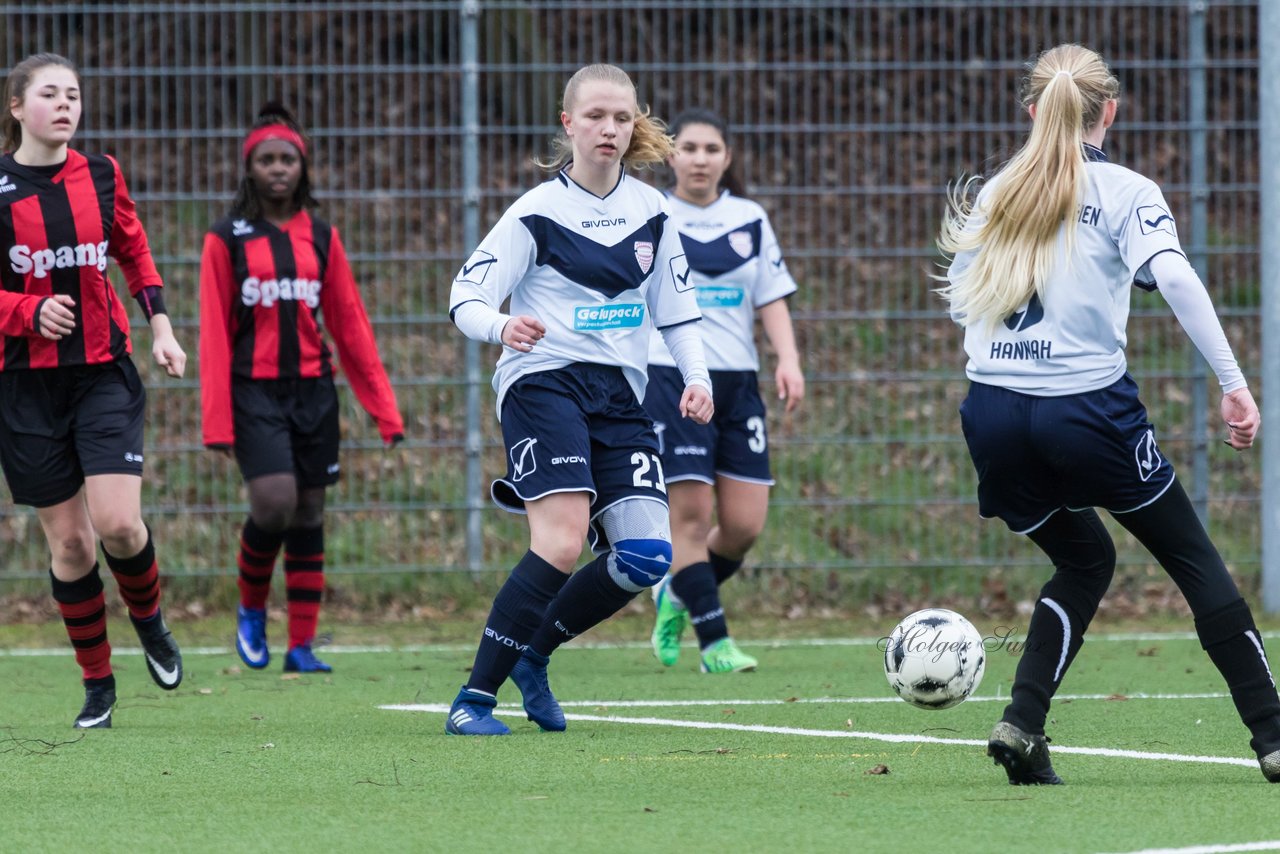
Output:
top-left (644, 109), bottom-right (805, 674)
top-left (445, 64), bottom-right (714, 735)
top-left (939, 43), bottom-right (1280, 785)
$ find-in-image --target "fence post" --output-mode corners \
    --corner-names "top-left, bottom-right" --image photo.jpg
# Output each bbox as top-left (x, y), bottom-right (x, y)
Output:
top-left (462, 0), bottom-right (484, 573)
top-left (1262, 0), bottom-right (1280, 612)
top-left (1186, 0), bottom-right (1211, 525)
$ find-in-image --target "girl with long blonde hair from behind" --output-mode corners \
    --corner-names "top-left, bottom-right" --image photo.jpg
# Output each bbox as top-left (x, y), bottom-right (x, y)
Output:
top-left (938, 44), bottom-right (1279, 787)
top-left (938, 44), bottom-right (1119, 330)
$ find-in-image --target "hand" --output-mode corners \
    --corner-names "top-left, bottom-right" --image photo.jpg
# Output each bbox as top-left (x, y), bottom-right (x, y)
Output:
top-left (1221, 387), bottom-right (1260, 450)
top-left (37, 295), bottom-right (76, 340)
top-left (775, 360), bottom-right (805, 414)
top-left (501, 315), bottom-right (546, 352)
top-left (207, 444), bottom-right (233, 459)
top-left (385, 433), bottom-right (405, 449)
top-left (680, 384), bottom-right (714, 425)
top-left (152, 331), bottom-right (187, 378)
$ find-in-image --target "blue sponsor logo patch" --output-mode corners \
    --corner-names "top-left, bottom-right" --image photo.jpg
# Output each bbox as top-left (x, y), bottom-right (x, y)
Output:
top-left (574, 303), bottom-right (646, 331)
top-left (696, 285), bottom-right (745, 308)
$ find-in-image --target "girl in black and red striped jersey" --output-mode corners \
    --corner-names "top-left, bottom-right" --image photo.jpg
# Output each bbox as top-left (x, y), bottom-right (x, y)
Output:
top-left (200, 103), bottom-right (404, 674)
top-left (0, 54), bottom-right (187, 729)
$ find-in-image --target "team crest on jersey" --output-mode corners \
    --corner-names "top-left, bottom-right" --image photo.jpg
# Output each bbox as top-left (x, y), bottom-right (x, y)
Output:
top-left (1134, 429), bottom-right (1164, 482)
top-left (634, 241), bottom-right (654, 274)
top-left (728, 231), bottom-right (754, 259)
top-left (510, 437), bottom-right (538, 482)
top-left (458, 249), bottom-right (497, 285)
top-left (232, 219), bottom-right (254, 236)
top-left (1136, 205), bottom-right (1177, 238)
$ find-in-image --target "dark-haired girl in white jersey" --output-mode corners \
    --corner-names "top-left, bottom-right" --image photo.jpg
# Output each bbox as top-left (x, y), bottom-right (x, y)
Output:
top-left (939, 43), bottom-right (1280, 784)
top-left (645, 109), bottom-right (805, 674)
top-left (445, 64), bottom-right (713, 735)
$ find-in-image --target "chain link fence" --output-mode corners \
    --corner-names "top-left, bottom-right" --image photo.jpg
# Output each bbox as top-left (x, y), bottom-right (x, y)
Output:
top-left (0, 2), bottom-right (1265, 606)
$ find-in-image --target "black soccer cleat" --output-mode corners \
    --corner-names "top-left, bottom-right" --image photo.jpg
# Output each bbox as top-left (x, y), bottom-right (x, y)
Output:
top-left (1260, 749), bottom-right (1280, 783)
top-left (987, 721), bottom-right (1063, 785)
top-left (75, 676), bottom-right (116, 729)
top-left (131, 611), bottom-right (183, 690)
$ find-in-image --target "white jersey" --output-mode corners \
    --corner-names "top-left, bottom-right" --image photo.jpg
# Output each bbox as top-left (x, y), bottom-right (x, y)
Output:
top-left (950, 146), bottom-right (1186, 396)
top-left (449, 169), bottom-right (701, 411)
top-left (647, 191), bottom-right (797, 371)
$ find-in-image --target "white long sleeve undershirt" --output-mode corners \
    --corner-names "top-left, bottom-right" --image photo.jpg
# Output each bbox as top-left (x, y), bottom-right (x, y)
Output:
top-left (1148, 251), bottom-right (1246, 393)
top-left (659, 321), bottom-right (711, 393)
top-left (450, 299), bottom-right (509, 346)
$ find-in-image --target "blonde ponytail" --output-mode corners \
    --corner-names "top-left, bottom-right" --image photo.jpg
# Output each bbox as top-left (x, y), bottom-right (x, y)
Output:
top-left (937, 44), bottom-right (1120, 330)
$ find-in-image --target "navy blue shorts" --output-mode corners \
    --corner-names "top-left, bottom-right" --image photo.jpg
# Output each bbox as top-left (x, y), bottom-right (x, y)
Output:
top-left (643, 365), bottom-right (773, 485)
top-left (959, 374), bottom-right (1175, 534)
top-left (232, 377), bottom-right (341, 488)
top-left (494, 364), bottom-right (667, 531)
top-left (0, 359), bottom-right (146, 507)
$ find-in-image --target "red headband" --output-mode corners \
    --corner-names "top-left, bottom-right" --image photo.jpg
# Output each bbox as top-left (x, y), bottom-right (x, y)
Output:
top-left (242, 125), bottom-right (307, 163)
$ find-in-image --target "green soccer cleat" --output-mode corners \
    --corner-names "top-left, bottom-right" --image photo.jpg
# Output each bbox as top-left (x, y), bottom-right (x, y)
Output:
top-left (699, 637), bottom-right (758, 674)
top-left (651, 575), bottom-right (688, 667)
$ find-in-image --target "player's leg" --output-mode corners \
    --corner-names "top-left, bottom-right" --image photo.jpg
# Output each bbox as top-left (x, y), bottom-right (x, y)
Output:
top-left (36, 493), bottom-right (116, 727)
top-left (687, 475), bottom-right (771, 673)
top-left (229, 380), bottom-right (304, 669)
top-left (84, 473), bottom-right (182, 692)
top-left (651, 481), bottom-right (711, 665)
top-left (987, 507), bottom-right (1115, 785)
top-left (236, 473), bottom-right (297, 668)
top-left (280, 380), bottom-right (342, 673)
top-left (0, 369), bottom-right (117, 725)
top-left (1113, 480), bottom-right (1280, 780)
top-left (79, 360), bottom-right (181, 692)
top-left (448, 373), bottom-right (590, 735)
top-left (449, 491), bottom-right (587, 736)
top-left (513, 495), bottom-right (673, 731)
top-left (282, 485), bottom-right (330, 672)
top-left (640, 364), bottom-right (708, 665)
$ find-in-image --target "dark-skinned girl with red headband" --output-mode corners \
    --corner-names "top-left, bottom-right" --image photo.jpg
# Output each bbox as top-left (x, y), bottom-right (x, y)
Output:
top-left (199, 103), bottom-right (404, 673)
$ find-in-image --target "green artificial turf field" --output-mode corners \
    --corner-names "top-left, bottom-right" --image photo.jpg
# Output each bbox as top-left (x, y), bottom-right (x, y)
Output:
top-left (1, 625), bottom-right (1277, 853)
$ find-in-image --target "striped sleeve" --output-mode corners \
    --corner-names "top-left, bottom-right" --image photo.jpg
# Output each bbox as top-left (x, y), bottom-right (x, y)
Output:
top-left (105, 155), bottom-right (163, 295)
top-left (320, 227), bottom-right (405, 442)
top-left (199, 231), bottom-right (237, 446)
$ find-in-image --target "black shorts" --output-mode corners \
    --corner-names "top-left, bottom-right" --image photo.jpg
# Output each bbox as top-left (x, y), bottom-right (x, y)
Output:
top-left (960, 374), bottom-right (1176, 534)
top-left (232, 377), bottom-right (340, 487)
top-left (493, 364), bottom-right (667, 548)
top-left (643, 365), bottom-right (773, 485)
top-left (0, 359), bottom-right (146, 507)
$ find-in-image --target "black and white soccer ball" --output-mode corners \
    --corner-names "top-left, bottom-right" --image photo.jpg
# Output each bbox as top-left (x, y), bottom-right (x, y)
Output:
top-left (882, 608), bottom-right (985, 710)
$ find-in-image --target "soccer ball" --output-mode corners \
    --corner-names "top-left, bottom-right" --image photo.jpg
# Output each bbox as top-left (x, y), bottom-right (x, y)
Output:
top-left (882, 608), bottom-right (985, 710)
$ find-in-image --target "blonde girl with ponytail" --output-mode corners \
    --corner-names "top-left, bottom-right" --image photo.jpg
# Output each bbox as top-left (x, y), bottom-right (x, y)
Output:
top-left (938, 44), bottom-right (1279, 786)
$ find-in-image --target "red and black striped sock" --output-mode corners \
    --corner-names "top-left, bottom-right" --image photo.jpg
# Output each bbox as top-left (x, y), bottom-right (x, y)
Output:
top-left (238, 517), bottom-right (285, 610)
top-left (284, 526), bottom-right (325, 651)
top-left (50, 566), bottom-right (113, 681)
top-left (103, 528), bottom-right (161, 621)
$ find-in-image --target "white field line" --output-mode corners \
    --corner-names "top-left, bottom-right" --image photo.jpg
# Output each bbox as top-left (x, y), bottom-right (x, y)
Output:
top-left (1100, 843), bottom-right (1280, 854)
top-left (384, 702), bottom-right (1257, 769)
top-left (0, 631), bottom-right (1200, 658)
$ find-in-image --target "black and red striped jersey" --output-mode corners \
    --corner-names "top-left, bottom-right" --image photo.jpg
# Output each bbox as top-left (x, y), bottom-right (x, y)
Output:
top-left (0, 150), bottom-right (162, 371)
top-left (199, 209), bottom-right (403, 446)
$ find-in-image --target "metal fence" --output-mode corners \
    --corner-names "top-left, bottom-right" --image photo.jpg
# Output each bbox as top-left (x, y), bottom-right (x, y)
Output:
top-left (0, 2), bottom-right (1266, 598)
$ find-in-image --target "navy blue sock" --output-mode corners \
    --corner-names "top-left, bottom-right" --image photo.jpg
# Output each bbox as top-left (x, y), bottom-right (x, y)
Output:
top-left (466, 551), bottom-right (567, 695)
top-left (527, 555), bottom-right (637, 656)
top-left (670, 561), bottom-right (728, 648)
top-left (709, 550), bottom-right (743, 586)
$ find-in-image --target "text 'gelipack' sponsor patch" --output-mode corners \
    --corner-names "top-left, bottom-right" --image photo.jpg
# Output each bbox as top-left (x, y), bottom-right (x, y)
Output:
top-left (696, 285), bottom-right (745, 308)
top-left (573, 303), bottom-right (646, 331)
